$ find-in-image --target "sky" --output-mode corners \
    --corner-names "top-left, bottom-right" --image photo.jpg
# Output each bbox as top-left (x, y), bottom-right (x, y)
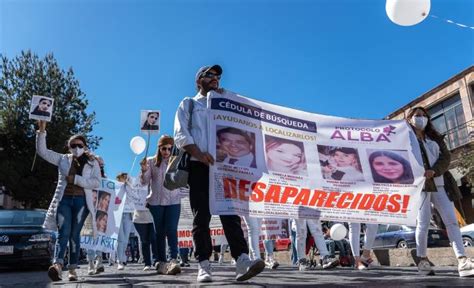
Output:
top-left (1, 0), bottom-right (473, 179)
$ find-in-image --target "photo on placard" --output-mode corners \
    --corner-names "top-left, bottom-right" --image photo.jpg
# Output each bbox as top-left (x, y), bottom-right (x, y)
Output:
top-left (215, 126), bottom-right (257, 168)
top-left (97, 191), bottom-right (111, 212)
top-left (92, 189), bottom-right (98, 208)
top-left (140, 110), bottom-right (160, 132)
top-left (29, 95), bottom-right (54, 122)
top-left (317, 145), bottom-right (364, 182)
top-left (96, 210), bottom-right (108, 233)
top-left (264, 135), bottom-right (307, 176)
top-left (366, 149), bottom-right (414, 184)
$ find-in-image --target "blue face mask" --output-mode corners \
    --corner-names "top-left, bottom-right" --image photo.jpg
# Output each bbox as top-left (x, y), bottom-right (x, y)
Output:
top-left (411, 116), bottom-right (428, 130)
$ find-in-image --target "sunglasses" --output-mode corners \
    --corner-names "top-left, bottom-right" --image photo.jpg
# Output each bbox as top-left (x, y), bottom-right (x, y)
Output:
top-left (201, 72), bottom-right (221, 80)
top-left (70, 143), bottom-right (84, 149)
top-left (160, 147), bottom-right (172, 152)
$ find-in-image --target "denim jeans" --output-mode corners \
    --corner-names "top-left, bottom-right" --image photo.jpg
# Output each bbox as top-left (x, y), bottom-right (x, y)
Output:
top-left (134, 223), bottom-right (158, 266)
top-left (54, 195), bottom-right (89, 269)
top-left (117, 213), bottom-right (134, 263)
top-left (290, 228), bottom-right (297, 265)
top-left (149, 204), bottom-right (181, 261)
top-left (87, 249), bottom-right (101, 262)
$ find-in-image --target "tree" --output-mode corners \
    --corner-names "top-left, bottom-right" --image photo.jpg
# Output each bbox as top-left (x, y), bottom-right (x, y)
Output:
top-left (0, 51), bottom-right (101, 208)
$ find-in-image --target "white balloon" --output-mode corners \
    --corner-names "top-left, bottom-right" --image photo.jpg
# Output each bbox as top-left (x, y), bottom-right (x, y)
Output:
top-left (330, 223), bottom-right (348, 241)
top-left (386, 0), bottom-right (430, 26)
top-left (130, 136), bottom-right (146, 155)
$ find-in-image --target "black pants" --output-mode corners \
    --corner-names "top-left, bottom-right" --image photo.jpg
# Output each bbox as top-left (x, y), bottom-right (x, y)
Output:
top-left (189, 161), bottom-right (249, 262)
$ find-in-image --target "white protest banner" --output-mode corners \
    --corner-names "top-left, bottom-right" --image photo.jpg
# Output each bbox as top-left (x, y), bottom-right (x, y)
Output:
top-left (119, 177), bottom-right (148, 213)
top-left (81, 178), bottom-right (125, 253)
top-left (177, 197), bottom-right (228, 248)
top-left (29, 95), bottom-right (54, 122)
top-left (208, 91), bottom-right (425, 226)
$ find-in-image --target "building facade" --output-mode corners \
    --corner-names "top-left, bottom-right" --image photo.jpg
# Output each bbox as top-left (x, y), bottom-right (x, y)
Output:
top-left (386, 66), bottom-right (474, 223)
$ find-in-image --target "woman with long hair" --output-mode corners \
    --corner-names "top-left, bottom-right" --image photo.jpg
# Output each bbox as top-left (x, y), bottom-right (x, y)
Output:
top-left (407, 107), bottom-right (473, 277)
top-left (369, 150), bottom-right (414, 184)
top-left (36, 120), bottom-right (100, 282)
top-left (140, 135), bottom-right (182, 275)
top-left (265, 136), bottom-right (307, 175)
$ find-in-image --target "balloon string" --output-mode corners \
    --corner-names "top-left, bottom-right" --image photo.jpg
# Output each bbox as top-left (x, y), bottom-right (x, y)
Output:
top-left (129, 155), bottom-right (138, 177)
top-left (430, 15), bottom-right (474, 30)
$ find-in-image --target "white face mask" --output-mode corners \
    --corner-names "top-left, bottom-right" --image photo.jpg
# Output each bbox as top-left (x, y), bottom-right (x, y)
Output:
top-left (71, 147), bottom-right (84, 157)
top-left (411, 116), bottom-right (428, 130)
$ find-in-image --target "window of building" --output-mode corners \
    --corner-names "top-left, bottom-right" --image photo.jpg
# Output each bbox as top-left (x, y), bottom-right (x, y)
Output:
top-left (428, 93), bottom-right (468, 149)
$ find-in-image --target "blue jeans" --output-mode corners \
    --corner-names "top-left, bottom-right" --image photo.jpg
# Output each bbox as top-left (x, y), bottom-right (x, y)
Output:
top-left (134, 223), bottom-right (158, 266)
top-left (149, 204), bottom-right (181, 261)
top-left (117, 213), bottom-right (133, 263)
top-left (54, 195), bottom-right (89, 269)
top-left (263, 239), bottom-right (275, 256)
top-left (290, 229), bottom-right (297, 265)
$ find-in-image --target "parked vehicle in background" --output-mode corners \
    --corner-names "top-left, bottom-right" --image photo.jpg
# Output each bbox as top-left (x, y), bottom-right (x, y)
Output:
top-left (371, 224), bottom-right (450, 249)
top-left (0, 209), bottom-right (56, 269)
top-left (460, 223), bottom-right (474, 247)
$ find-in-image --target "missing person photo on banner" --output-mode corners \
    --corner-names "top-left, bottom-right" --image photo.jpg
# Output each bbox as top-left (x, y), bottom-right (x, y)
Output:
top-left (265, 135), bottom-right (307, 176)
top-left (29, 95), bottom-right (54, 122)
top-left (366, 149), bottom-right (415, 184)
top-left (140, 110), bottom-right (160, 133)
top-left (318, 145), bottom-right (364, 182)
top-left (216, 126), bottom-right (257, 168)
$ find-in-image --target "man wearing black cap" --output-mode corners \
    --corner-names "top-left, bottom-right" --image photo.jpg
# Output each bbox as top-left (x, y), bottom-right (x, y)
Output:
top-left (174, 65), bottom-right (265, 283)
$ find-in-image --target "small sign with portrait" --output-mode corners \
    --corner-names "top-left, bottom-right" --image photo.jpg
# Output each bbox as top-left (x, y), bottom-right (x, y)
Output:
top-left (140, 110), bottom-right (160, 133)
top-left (29, 95), bottom-right (54, 122)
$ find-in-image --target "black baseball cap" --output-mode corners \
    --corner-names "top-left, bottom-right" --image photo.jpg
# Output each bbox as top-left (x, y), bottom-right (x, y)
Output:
top-left (195, 64), bottom-right (223, 81)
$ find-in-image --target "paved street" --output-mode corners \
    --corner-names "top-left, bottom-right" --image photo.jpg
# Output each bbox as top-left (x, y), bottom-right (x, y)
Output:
top-left (1, 262), bottom-right (474, 287)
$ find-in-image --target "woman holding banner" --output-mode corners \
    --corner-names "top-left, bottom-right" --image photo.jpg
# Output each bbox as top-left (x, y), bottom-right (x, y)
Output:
top-left (140, 135), bottom-right (182, 275)
top-left (408, 107), bottom-right (474, 277)
top-left (35, 120), bottom-right (101, 282)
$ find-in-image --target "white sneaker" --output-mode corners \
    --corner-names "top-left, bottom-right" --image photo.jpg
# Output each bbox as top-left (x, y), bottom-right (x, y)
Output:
top-left (68, 269), bottom-right (78, 281)
top-left (265, 258), bottom-right (279, 269)
top-left (155, 262), bottom-right (169, 275)
top-left (418, 259), bottom-right (434, 276)
top-left (458, 257), bottom-right (474, 277)
top-left (167, 259), bottom-right (182, 275)
top-left (218, 254), bottom-right (224, 264)
top-left (143, 266), bottom-right (152, 271)
top-left (235, 253), bottom-right (265, 281)
top-left (95, 257), bottom-right (105, 273)
top-left (87, 261), bottom-right (96, 275)
top-left (197, 260), bottom-right (213, 283)
top-left (117, 263), bottom-right (125, 271)
top-left (298, 258), bottom-right (312, 271)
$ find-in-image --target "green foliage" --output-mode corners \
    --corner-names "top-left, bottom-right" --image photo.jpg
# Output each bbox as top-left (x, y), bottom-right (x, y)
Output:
top-left (0, 51), bottom-right (101, 208)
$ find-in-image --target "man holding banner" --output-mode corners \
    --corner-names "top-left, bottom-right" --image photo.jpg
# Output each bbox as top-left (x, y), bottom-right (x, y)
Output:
top-left (174, 64), bottom-right (265, 283)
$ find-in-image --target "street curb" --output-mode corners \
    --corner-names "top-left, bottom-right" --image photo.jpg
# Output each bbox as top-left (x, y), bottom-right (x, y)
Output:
top-left (268, 247), bottom-right (474, 267)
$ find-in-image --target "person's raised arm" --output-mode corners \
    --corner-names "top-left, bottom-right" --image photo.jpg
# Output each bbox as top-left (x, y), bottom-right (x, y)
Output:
top-left (35, 120), bottom-right (63, 166)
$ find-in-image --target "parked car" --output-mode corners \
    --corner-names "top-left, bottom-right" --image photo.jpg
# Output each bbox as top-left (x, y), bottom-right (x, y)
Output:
top-left (371, 224), bottom-right (450, 249)
top-left (0, 209), bottom-right (56, 269)
top-left (460, 223), bottom-right (474, 247)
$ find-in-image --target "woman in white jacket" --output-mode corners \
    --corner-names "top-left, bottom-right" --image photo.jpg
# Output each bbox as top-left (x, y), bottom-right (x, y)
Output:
top-left (36, 121), bottom-right (101, 282)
